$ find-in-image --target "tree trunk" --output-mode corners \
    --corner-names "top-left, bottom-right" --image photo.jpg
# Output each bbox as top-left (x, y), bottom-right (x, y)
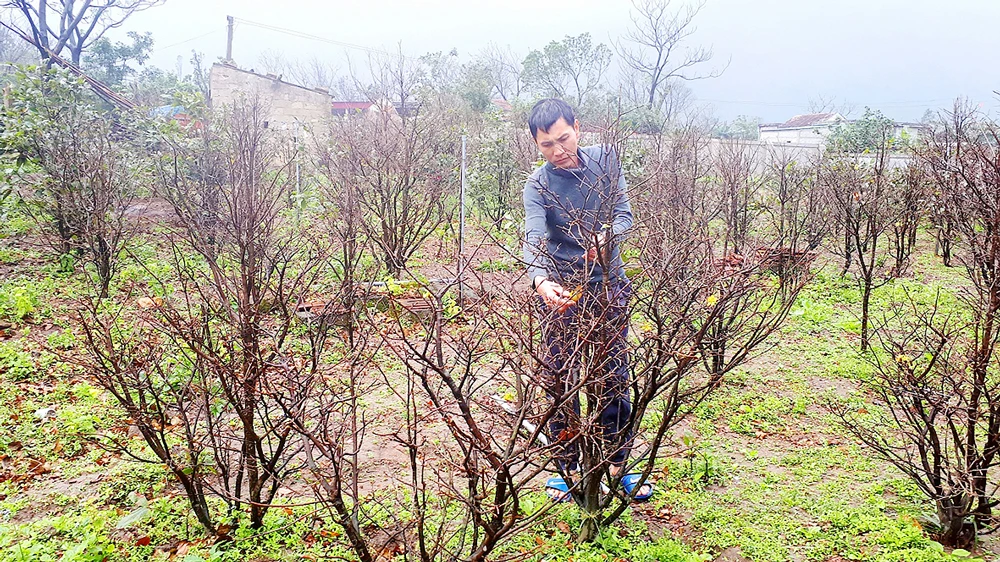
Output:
top-left (937, 497), bottom-right (974, 548)
top-left (171, 469), bottom-right (216, 534)
top-left (841, 226), bottom-right (852, 277)
top-left (576, 479), bottom-right (602, 544)
top-left (860, 280), bottom-right (872, 352)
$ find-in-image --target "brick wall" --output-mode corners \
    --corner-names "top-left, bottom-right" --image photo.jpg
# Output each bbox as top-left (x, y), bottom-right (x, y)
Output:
top-left (209, 63), bottom-right (331, 134)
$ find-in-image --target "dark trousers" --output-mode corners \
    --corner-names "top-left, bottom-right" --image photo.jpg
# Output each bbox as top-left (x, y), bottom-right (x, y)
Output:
top-left (539, 281), bottom-right (632, 471)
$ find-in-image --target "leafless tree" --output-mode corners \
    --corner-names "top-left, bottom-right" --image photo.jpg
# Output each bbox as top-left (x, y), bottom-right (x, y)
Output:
top-left (4, 0), bottom-right (164, 64)
top-left (714, 138), bottom-right (764, 255)
top-left (72, 119), bottom-right (144, 298)
top-left (831, 244), bottom-right (1000, 548)
top-left (331, 54), bottom-right (459, 277)
top-left (312, 125), bottom-right (371, 345)
top-left (365, 48), bottom-right (423, 111)
top-left (615, 0), bottom-right (725, 112)
top-left (275, 135), bottom-right (384, 557)
top-left (257, 49), bottom-right (339, 91)
top-left (889, 162), bottom-right (927, 276)
top-left (834, 287), bottom-right (1000, 547)
top-left (256, 49), bottom-right (290, 76)
top-left (639, 119), bottom-right (717, 254)
top-left (0, 23), bottom-right (33, 68)
top-left (921, 106), bottom-right (973, 268)
top-left (275, 327), bottom-right (381, 561)
top-left (82, 96), bottom-right (324, 534)
top-left (806, 94), bottom-right (856, 117)
top-left (618, 63), bottom-right (694, 124)
top-left (369, 272), bottom-right (562, 559)
top-left (913, 100), bottom-right (1000, 545)
top-left (478, 42), bottom-right (523, 102)
top-left (80, 302), bottom-right (219, 532)
top-left (508, 118), bottom-right (807, 543)
top-left (930, 188), bottom-right (957, 267)
top-left (822, 124), bottom-right (902, 351)
top-left (761, 144), bottom-right (828, 254)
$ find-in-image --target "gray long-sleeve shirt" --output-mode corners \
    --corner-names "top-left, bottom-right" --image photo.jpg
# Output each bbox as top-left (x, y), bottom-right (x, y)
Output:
top-left (522, 144), bottom-right (633, 286)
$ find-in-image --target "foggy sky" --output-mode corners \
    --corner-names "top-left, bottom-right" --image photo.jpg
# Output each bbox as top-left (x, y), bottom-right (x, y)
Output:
top-left (117, 0), bottom-right (1000, 123)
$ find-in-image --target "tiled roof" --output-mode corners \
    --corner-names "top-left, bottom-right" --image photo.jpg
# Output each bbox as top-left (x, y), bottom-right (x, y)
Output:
top-left (778, 113), bottom-right (843, 128)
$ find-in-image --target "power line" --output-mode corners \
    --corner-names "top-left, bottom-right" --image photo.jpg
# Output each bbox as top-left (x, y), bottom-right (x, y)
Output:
top-left (192, 16), bottom-right (970, 113)
top-left (231, 17), bottom-right (410, 60)
top-left (697, 97), bottom-right (957, 109)
top-left (150, 27), bottom-right (227, 54)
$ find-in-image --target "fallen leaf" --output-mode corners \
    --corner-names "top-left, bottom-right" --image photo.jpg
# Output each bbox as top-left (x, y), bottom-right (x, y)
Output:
top-left (135, 536), bottom-right (151, 546)
top-left (27, 459), bottom-right (51, 475)
top-left (556, 521), bottom-right (571, 534)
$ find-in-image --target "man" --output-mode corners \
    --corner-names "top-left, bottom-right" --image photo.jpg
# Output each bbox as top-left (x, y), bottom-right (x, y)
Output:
top-left (522, 98), bottom-right (649, 501)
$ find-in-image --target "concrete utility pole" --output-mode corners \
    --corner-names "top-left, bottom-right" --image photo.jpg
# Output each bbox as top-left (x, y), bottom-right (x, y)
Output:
top-left (226, 16), bottom-right (234, 61)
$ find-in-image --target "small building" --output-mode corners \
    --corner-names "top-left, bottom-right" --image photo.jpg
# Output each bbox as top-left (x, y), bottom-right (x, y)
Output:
top-left (760, 113), bottom-right (931, 147)
top-left (490, 98), bottom-right (514, 113)
top-left (892, 122), bottom-right (931, 141)
top-left (759, 113), bottom-right (846, 145)
top-left (331, 101), bottom-right (376, 116)
top-left (150, 105), bottom-right (198, 128)
top-left (209, 62), bottom-right (333, 133)
top-left (331, 100), bottom-right (420, 118)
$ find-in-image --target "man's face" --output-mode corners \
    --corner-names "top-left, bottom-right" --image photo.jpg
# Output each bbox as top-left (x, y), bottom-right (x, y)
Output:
top-left (534, 117), bottom-right (581, 169)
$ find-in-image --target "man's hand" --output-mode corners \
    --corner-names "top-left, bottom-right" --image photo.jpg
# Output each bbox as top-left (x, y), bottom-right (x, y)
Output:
top-left (586, 231), bottom-right (608, 262)
top-left (535, 277), bottom-right (577, 313)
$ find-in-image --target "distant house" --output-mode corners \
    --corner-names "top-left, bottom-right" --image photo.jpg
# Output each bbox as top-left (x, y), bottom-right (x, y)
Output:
top-left (890, 122), bottom-right (931, 141)
top-left (760, 112), bottom-right (931, 147)
top-left (150, 105), bottom-right (197, 127)
top-left (759, 113), bottom-right (846, 145)
top-left (330, 100), bottom-right (425, 118)
top-left (331, 101), bottom-right (375, 116)
top-left (490, 98), bottom-right (514, 113)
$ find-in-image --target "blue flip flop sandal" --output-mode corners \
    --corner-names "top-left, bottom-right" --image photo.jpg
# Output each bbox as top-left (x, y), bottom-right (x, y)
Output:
top-left (545, 476), bottom-right (573, 502)
top-left (621, 473), bottom-right (654, 501)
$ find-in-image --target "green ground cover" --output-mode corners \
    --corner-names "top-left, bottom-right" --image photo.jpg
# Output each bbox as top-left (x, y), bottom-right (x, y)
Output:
top-left (0, 207), bottom-right (990, 561)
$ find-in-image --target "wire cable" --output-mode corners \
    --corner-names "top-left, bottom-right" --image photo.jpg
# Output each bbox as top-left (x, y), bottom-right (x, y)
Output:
top-left (232, 17), bottom-right (409, 60)
top-left (150, 27), bottom-right (227, 54)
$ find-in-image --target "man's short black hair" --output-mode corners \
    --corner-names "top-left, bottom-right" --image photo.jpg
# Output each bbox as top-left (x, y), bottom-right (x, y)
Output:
top-left (528, 98), bottom-right (576, 139)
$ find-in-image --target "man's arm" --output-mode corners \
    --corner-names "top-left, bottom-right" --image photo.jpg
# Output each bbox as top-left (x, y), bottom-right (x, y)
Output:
top-left (524, 176), bottom-right (575, 311)
top-left (588, 146), bottom-right (633, 259)
top-left (609, 146), bottom-right (634, 241)
top-left (523, 177), bottom-right (551, 284)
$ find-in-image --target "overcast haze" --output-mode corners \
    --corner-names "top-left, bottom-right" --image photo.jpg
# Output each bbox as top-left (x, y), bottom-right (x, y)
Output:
top-left (118, 0), bottom-right (1000, 123)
